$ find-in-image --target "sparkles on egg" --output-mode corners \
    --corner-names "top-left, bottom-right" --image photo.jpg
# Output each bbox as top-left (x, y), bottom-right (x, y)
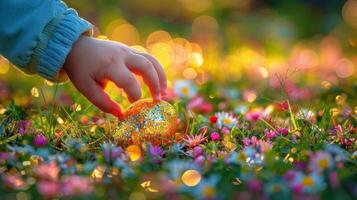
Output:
top-left (114, 99), bottom-right (178, 145)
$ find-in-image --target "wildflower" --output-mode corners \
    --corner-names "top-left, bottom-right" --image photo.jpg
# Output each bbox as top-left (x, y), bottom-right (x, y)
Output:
top-left (265, 129), bottom-right (277, 140)
top-left (188, 96), bottom-right (204, 109)
top-left (192, 146), bottom-right (204, 158)
top-left (324, 144), bottom-right (349, 162)
top-left (37, 181), bottom-right (60, 198)
top-left (221, 127), bottom-right (230, 135)
top-left (199, 102), bottom-right (213, 113)
top-left (33, 162), bottom-right (60, 181)
top-left (298, 108), bottom-right (315, 121)
top-left (327, 172), bottom-right (340, 190)
top-left (275, 101), bottom-right (289, 111)
top-left (188, 96), bottom-right (213, 113)
top-left (0, 152), bottom-right (14, 164)
top-left (173, 80), bottom-right (197, 98)
top-left (2, 174), bottom-right (24, 190)
top-left (309, 151), bottom-right (333, 173)
top-left (227, 147), bottom-right (264, 166)
top-left (209, 115), bottom-right (218, 123)
top-left (102, 142), bottom-right (126, 163)
top-left (216, 112), bottom-right (237, 128)
top-left (243, 136), bottom-right (258, 147)
top-left (183, 133), bottom-right (206, 148)
top-left (149, 144), bottom-right (165, 163)
top-left (210, 132), bottom-right (220, 141)
top-left (33, 133), bottom-right (47, 147)
top-left (293, 173), bottom-right (326, 193)
top-left (194, 155), bottom-right (205, 167)
top-left (61, 175), bottom-right (92, 196)
top-left (257, 139), bottom-right (273, 153)
top-left (247, 178), bottom-right (263, 193)
top-left (284, 170), bottom-right (298, 183)
top-left (245, 109), bottom-right (263, 122)
top-left (277, 128), bottom-right (289, 136)
top-left (161, 88), bottom-right (177, 101)
top-left (18, 120), bottom-right (31, 134)
top-left (243, 137), bottom-right (250, 146)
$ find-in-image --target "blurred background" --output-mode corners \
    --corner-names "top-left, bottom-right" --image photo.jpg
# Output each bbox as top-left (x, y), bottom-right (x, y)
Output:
top-left (0, 0), bottom-right (356, 111)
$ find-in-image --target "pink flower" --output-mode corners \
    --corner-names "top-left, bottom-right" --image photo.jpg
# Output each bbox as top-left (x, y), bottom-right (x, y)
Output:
top-left (102, 143), bottom-right (127, 163)
top-left (61, 176), bottom-right (92, 196)
top-left (292, 184), bottom-right (303, 194)
top-left (243, 136), bottom-right (258, 147)
top-left (210, 132), bottom-right (220, 141)
top-left (149, 144), bottom-right (165, 163)
top-left (284, 170), bottom-right (297, 183)
top-left (2, 174), bottom-right (24, 190)
top-left (247, 179), bottom-right (263, 192)
top-left (275, 101), bottom-right (289, 111)
top-left (258, 140), bottom-right (273, 153)
top-left (188, 96), bottom-right (204, 109)
top-left (221, 127), bottom-right (230, 135)
top-left (183, 133), bottom-right (206, 148)
top-left (245, 110), bottom-right (263, 122)
top-left (199, 102), bottom-right (213, 113)
top-left (194, 155), bottom-right (205, 166)
top-left (265, 129), bottom-right (277, 140)
top-left (162, 88), bottom-right (177, 101)
top-left (243, 137), bottom-right (250, 146)
top-left (18, 120), bottom-right (32, 134)
top-left (33, 133), bottom-right (47, 147)
top-left (33, 162), bottom-right (60, 181)
top-left (277, 128), bottom-right (289, 136)
top-left (37, 181), bottom-right (60, 198)
top-left (192, 146), bottom-right (204, 157)
top-left (328, 171), bottom-right (339, 188)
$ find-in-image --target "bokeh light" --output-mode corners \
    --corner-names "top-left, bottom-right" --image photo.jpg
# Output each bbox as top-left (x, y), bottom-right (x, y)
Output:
top-left (342, 0), bottom-right (357, 29)
top-left (181, 169), bottom-right (201, 187)
top-left (110, 23), bottom-right (140, 45)
top-left (334, 58), bottom-right (355, 78)
top-left (126, 145), bottom-right (142, 161)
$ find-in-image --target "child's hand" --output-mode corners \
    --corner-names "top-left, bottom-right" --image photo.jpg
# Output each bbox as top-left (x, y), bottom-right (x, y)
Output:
top-left (63, 36), bottom-right (167, 117)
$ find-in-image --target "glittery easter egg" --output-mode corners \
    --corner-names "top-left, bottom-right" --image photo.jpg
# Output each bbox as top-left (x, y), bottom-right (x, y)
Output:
top-left (114, 99), bottom-right (178, 145)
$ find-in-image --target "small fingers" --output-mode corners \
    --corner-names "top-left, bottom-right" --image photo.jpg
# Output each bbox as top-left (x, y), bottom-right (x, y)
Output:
top-left (76, 78), bottom-right (122, 117)
top-left (126, 54), bottom-right (161, 100)
top-left (136, 52), bottom-right (167, 95)
top-left (108, 64), bottom-right (142, 103)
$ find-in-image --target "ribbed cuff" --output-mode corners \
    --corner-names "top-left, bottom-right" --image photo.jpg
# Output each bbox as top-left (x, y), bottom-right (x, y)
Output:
top-left (31, 8), bottom-right (92, 82)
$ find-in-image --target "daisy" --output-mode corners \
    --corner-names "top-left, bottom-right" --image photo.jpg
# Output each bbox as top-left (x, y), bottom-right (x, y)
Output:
top-left (309, 151), bottom-right (333, 173)
top-left (216, 112), bottom-right (237, 128)
top-left (291, 172), bottom-right (325, 193)
top-left (173, 80), bottom-right (197, 98)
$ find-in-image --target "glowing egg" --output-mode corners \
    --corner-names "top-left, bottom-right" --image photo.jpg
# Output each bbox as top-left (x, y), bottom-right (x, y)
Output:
top-left (114, 99), bottom-right (178, 145)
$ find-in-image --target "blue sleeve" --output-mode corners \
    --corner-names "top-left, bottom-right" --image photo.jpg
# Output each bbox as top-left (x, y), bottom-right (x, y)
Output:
top-left (0, 0), bottom-right (92, 82)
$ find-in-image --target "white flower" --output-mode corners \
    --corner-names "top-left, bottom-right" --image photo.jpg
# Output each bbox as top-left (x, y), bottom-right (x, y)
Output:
top-left (309, 151), bottom-right (333, 173)
top-left (173, 80), bottom-right (197, 98)
top-left (216, 112), bottom-right (237, 128)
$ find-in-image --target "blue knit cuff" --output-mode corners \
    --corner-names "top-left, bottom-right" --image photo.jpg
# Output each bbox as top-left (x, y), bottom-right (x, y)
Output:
top-left (31, 8), bottom-right (92, 82)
